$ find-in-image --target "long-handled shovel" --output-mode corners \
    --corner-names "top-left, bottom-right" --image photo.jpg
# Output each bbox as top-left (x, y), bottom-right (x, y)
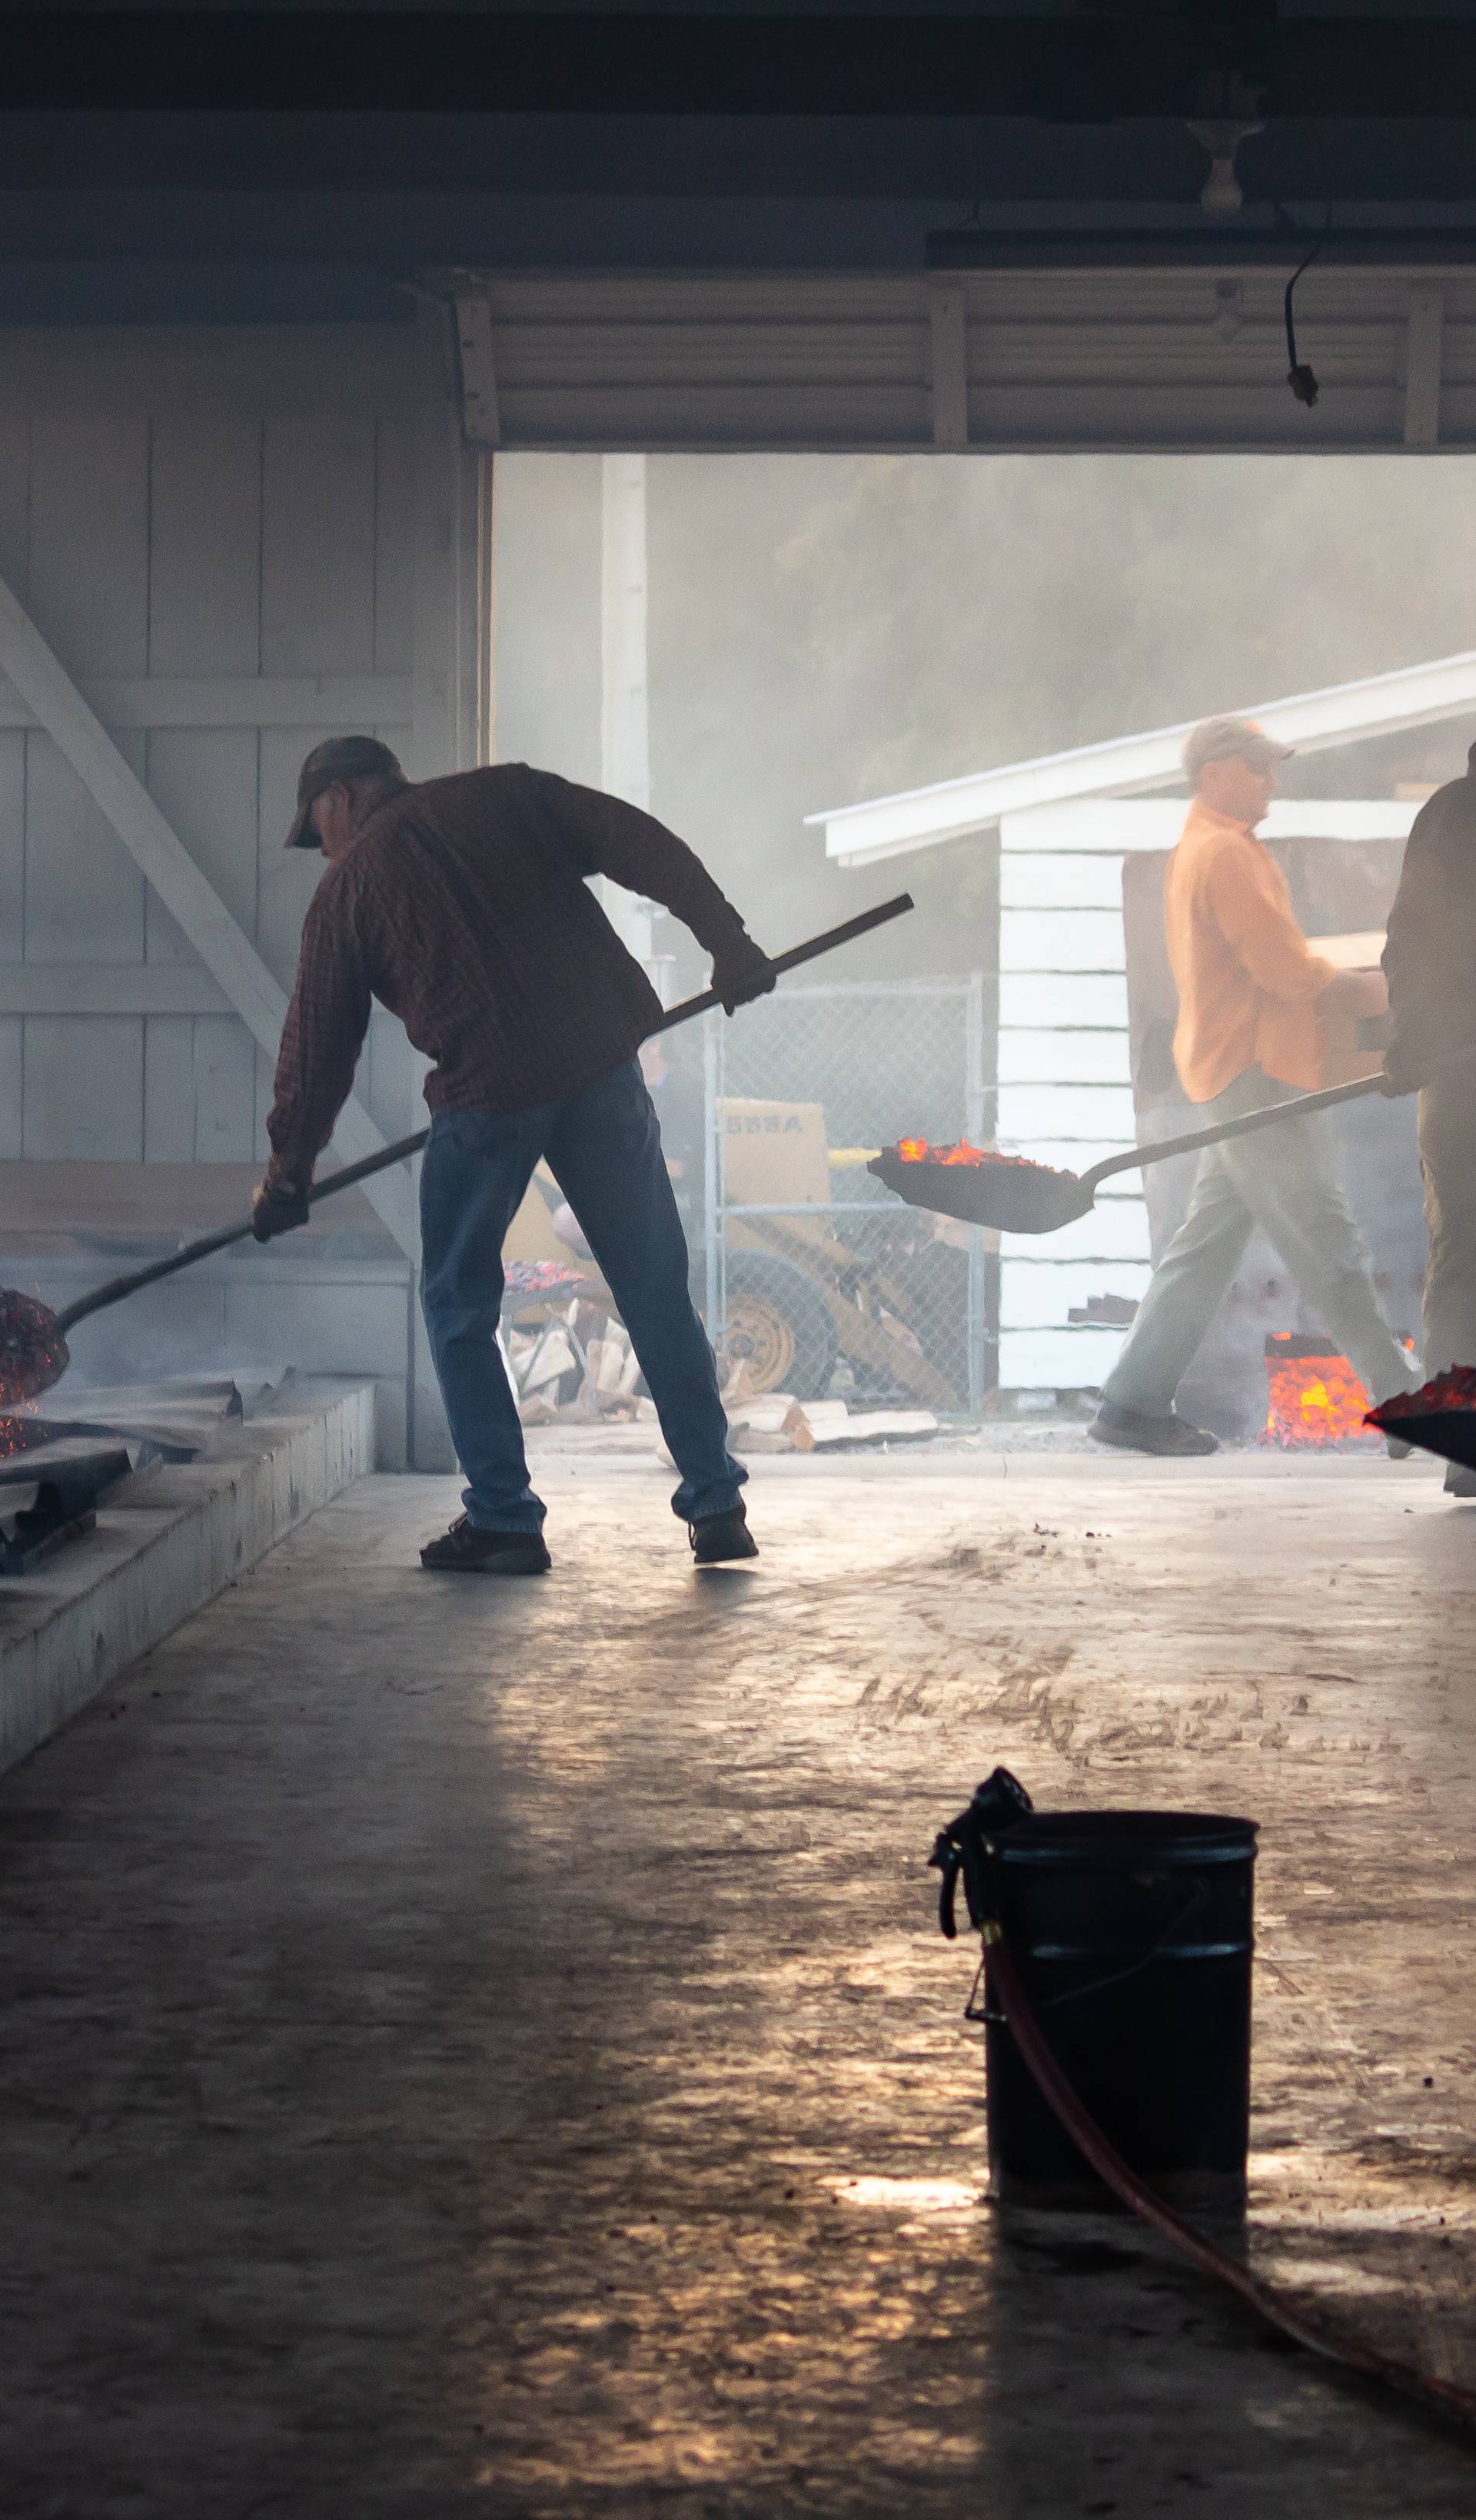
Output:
top-left (0, 892), bottom-right (915, 1408)
top-left (869, 1067), bottom-right (1404, 1237)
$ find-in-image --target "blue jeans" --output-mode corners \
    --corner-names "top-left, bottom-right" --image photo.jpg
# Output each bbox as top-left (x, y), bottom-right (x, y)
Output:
top-left (419, 1061), bottom-right (746, 1533)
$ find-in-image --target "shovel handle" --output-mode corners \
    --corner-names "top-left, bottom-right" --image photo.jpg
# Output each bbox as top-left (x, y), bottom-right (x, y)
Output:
top-left (649, 892), bottom-right (915, 1031)
top-left (1079, 1072), bottom-right (1391, 1196)
top-left (55, 893), bottom-right (916, 1336)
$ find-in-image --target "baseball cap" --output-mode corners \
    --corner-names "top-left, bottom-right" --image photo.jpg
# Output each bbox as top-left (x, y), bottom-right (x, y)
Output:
top-left (284, 735), bottom-right (405, 849)
top-left (1182, 716), bottom-right (1292, 783)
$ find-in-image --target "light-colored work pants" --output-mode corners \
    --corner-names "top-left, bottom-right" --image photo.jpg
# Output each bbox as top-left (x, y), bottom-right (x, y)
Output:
top-left (1419, 1074), bottom-right (1476, 1375)
top-left (1102, 1066), bottom-right (1421, 1419)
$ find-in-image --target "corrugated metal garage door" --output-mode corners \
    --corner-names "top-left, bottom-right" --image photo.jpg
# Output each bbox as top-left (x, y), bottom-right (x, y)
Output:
top-left (463, 267), bottom-right (1476, 454)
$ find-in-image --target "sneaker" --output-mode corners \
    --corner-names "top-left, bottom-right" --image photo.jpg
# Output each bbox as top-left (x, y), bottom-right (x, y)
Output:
top-left (420, 1516), bottom-right (550, 1574)
top-left (1089, 1403), bottom-right (1218, 1459)
top-left (689, 1501), bottom-right (759, 1564)
top-left (1445, 1463), bottom-right (1476, 1501)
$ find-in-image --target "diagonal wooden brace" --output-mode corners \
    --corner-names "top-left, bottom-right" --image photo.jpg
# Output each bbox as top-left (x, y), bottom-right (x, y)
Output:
top-left (0, 568), bottom-right (421, 1262)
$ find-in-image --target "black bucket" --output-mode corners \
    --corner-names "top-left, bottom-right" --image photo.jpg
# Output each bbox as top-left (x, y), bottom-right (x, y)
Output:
top-left (935, 1781), bottom-right (1257, 2214)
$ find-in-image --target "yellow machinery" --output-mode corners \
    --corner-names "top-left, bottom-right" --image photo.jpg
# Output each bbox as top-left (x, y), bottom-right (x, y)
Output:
top-left (497, 1100), bottom-right (984, 1410)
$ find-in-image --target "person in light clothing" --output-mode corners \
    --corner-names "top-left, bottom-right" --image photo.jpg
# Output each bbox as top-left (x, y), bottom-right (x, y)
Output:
top-left (1091, 716), bottom-right (1421, 1458)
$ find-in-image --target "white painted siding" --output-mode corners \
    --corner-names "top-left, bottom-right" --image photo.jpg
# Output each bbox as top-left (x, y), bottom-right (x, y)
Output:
top-left (997, 972), bottom-right (1130, 1028)
top-left (0, 329), bottom-right (447, 1164)
top-left (999, 852), bottom-right (1126, 908)
top-left (997, 1029), bottom-right (1132, 1085)
top-left (997, 805), bottom-right (1143, 1386)
top-left (999, 1328), bottom-right (1129, 1387)
top-left (999, 1260), bottom-right (1153, 1328)
top-left (1002, 1204), bottom-right (1152, 1264)
top-left (999, 909), bottom-right (1126, 971)
top-left (996, 1084), bottom-right (1139, 1141)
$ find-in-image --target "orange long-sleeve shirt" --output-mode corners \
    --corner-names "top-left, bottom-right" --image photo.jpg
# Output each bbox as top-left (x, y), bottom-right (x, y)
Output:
top-left (1165, 801), bottom-right (1335, 1104)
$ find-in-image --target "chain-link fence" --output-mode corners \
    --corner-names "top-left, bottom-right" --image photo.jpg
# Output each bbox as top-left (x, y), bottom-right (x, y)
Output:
top-left (696, 977), bottom-right (996, 1416)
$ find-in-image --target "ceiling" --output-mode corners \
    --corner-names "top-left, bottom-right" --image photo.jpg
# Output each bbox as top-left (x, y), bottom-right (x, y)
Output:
top-left (9, 7), bottom-right (1476, 451)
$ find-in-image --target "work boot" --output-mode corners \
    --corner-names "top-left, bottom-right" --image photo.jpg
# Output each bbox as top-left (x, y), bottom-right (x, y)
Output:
top-left (1089, 1403), bottom-right (1218, 1459)
top-left (1444, 1463), bottom-right (1476, 1501)
top-left (420, 1516), bottom-right (550, 1574)
top-left (689, 1500), bottom-right (759, 1564)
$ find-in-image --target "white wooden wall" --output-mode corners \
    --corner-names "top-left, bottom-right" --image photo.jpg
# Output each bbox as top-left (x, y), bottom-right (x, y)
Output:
top-left (995, 797), bottom-right (1419, 1391)
top-left (0, 317), bottom-right (483, 1167)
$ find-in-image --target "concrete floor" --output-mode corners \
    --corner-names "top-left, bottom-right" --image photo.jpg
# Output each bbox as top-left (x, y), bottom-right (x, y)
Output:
top-left (3, 1446), bottom-right (1476, 2515)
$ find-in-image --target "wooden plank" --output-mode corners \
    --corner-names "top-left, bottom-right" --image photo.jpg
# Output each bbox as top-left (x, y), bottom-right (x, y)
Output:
top-left (22, 1014), bottom-right (142, 1160)
top-left (996, 1082), bottom-right (1138, 1140)
top-left (28, 414), bottom-right (149, 675)
top-left (145, 727), bottom-right (260, 961)
top-left (999, 908), bottom-right (1126, 973)
top-left (1002, 1202), bottom-right (1152, 1263)
top-left (148, 417), bottom-right (263, 677)
top-left (1405, 284), bottom-right (1444, 450)
top-left (0, 1018), bottom-right (20, 1158)
top-left (0, 411), bottom-right (29, 605)
top-left (410, 303), bottom-right (461, 780)
top-left (997, 1028), bottom-right (1132, 1085)
top-left (454, 293), bottom-right (502, 449)
top-left (0, 564), bottom-right (418, 1257)
top-left (998, 1326), bottom-right (1126, 1388)
top-left (999, 1260), bottom-right (1152, 1329)
top-left (25, 729), bottom-right (147, 963)
top-left (1000, 852), bottom-right (1125, 909)
top-left (0, 730), bottom-right (24, 965)
top-left (998, 973), bottom-right (1129, 1027)
top-left (374, 419), bottom-right (416, 676)
top-left (0, 330), bottom-right (419, 423)
top-left (253, 1041), bottom-right (275, 1166)
top-left (256, 722), bottom-right (347, 989)
top-left (261, 417), bottom-right (377, 676)
top-left (0, 675), bottom-right (413, 731)
top-left (928, 279), bottom-right (969, 449)
top-left (0, 965), bottom-right (228, 1014)
top-left (142, 1014), bottom-right (195, 1161)
top-left (191, 1014), bottom-right (257, 1161)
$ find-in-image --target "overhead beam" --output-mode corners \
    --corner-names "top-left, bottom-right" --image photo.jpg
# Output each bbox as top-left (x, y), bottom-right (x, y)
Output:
top-left (0, 569), bottom-right (421, 1260)
top-left (0, 14), bottom-right (1474, 120)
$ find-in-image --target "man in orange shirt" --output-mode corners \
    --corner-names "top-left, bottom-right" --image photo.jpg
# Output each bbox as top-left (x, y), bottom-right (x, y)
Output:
top-left (1092, 716), bottom-right (1420, 1456)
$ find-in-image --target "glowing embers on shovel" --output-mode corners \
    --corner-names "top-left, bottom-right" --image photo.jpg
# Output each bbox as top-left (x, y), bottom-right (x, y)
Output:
top-left (0, 1290), bottom-right (68, 1409)
top-left (1367, 1366), bottom-right (1476, 1470)
top-left (868, 1139), bottom-right (1094, 1234)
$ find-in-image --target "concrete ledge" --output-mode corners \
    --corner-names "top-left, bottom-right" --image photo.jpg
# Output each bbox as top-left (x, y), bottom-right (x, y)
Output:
top-left (0, 1376), bottom-right (376, 1778)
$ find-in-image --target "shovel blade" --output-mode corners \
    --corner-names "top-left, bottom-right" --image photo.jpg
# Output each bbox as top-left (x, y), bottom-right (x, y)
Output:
top-left (1368, 1370), bottom-right (1476, 1470)
top-left (867, 1154), bottom-right (1092, 1235)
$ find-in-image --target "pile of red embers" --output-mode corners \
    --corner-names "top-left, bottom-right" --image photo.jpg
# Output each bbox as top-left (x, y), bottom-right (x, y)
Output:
top-left (0, 1289), bottom-right (65, 1409)
top-left (893, 1137), bottom-right (1069, 1177)
top-left (1368, 1366), bottom-right (1476, 1424)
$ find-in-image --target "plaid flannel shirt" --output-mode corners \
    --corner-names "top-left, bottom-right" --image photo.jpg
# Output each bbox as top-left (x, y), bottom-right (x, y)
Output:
top-left (264, 763), bottom-right (750, 1189)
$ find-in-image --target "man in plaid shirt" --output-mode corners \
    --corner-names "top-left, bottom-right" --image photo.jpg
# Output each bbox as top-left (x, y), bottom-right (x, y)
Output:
top-left (252, 736), bottom-right (775, 1573)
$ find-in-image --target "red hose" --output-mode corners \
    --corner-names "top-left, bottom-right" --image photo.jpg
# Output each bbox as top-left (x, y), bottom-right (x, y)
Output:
top-left (982, 1918), bottom-right (1476, 2435)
